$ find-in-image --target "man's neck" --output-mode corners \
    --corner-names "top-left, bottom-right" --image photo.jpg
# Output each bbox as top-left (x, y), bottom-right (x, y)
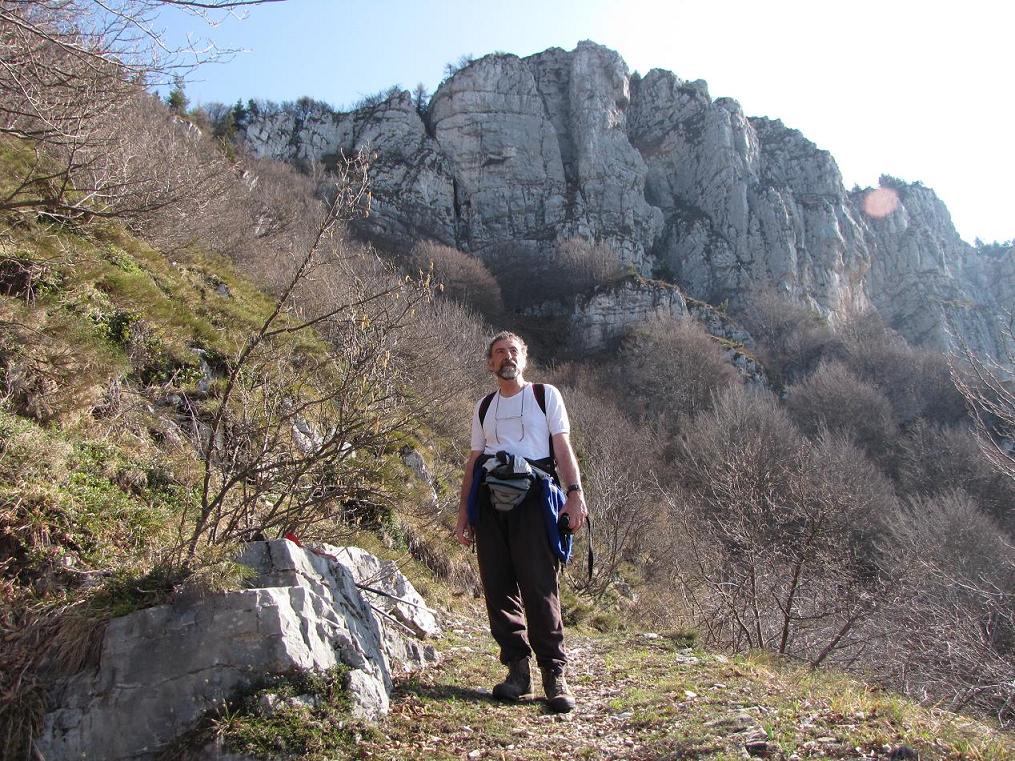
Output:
top-left (496, 376), bottom-right (527, 397)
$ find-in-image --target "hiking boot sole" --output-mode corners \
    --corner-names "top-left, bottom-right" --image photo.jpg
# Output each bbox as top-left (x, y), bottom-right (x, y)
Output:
top-left (546, 695), bottom-right (576, 713)
top-left (492, 685), bottom-right (534, 701)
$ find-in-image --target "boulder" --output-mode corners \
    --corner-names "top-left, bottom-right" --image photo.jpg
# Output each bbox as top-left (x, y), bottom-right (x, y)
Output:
top-left (36, 540), bottom-right (439, 761)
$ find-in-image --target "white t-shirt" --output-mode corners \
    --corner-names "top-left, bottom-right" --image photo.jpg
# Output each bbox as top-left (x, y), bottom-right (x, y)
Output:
top-left (470, 383), bottom-right (570, 461)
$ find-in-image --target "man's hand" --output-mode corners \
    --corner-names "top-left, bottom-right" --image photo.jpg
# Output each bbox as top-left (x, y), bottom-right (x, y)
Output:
top-left (455, 511), bottom-right (474, 547)
top-left (559, 491), bottom-right (588, 533)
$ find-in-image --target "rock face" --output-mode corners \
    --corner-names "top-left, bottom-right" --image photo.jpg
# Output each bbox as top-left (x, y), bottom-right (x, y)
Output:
top-left (857, 181), bottom-right (1010, 353)
top-left (566, 277), bottom-right (688, 351)
top-left (238, 42), bottom-right (1011, 358)
top-left (36, 540), bottom-right (439, 761)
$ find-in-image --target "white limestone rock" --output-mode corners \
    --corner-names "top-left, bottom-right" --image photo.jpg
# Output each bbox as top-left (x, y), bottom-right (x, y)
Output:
top-left (628, 70), bottom-right (871, 320)
top-left (429, 52), bottom-right (569, 251)
top-left (856, 181), bottom-right (1009, 356)
top-left (242, 94), bottom-right (457, 247)
top-left (36, 540), bottom-right (439, 761)
top-left (568, 278), bottom-right (688, 350)
top-left (526, 42), bottom-right (663, 271)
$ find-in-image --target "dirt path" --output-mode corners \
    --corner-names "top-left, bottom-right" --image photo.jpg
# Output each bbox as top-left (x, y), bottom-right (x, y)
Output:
top-left (355, 615), bottom-right (1012, 760)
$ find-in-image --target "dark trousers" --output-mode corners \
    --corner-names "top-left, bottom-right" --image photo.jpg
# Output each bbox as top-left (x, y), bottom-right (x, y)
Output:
top-left (475, 491), bottom-right (566, 672)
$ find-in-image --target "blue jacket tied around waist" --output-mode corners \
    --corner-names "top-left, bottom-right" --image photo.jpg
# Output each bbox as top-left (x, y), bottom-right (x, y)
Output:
top-left (467, 455), bottom-right (573, 564)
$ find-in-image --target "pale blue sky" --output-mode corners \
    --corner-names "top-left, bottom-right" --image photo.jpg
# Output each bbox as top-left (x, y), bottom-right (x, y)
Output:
top-left (158, 0), bottom-right (1014, 245)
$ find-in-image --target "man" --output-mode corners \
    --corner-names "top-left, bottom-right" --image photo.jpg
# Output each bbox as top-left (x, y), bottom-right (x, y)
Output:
top-left (456, 331), bottom-right (588, 713)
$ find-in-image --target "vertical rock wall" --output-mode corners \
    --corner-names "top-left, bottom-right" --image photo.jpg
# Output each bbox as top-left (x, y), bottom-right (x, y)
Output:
top-left (238, 42), bottom-right (1010, 358)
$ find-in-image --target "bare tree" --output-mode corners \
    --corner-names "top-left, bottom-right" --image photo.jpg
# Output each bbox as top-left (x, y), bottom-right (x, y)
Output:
top-left (552, 380), bottom-right (662, 596)
top-left (0, 0), bottom-right (284, 221)
top-left (881, 490), bottom-right (1015, 726)
top-left (735, 286), bottom-right (836, 386)
top-left (409, 240), bottom-right (503, 319)
top-left (895, 420), bottom-right (1015, 533)
top-left (611, 316), bottom-right (741, 443)
top-left (784, 359), bottom-right (898, 461)
top-left (177, 157), bottom-right (434, 566)
top-left (950, 315), bottom-right (1015, 484)
top-left (553, 238), bottom-right (624, 293)
top-left (670, 387), bottom-right (897, 664)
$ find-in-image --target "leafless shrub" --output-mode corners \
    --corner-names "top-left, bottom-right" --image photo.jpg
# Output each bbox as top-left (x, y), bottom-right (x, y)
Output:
top-left (410, 240), bottom-right (503, 318)
top-left (670, 386), bottom-right (897, 664)
top-left (484, 241), bottom-right (559, 311)
top-left (177, 158), bottom-right (440, 565)
top-left (835, 311), bottom-right (938, 427)
top-left (485, 237), bottom-right (623, 312)
top-left (785, 359), bottom-right (898, 461)
top-left (895, 421), bottom-right (1015, 533)
top-left (611, 316), bottom-right (741, 441)
top-left (0, 1), bottom-right (278, 224)
top-left (881, 490), bottom-right (1015, 726)
top-left (736, 286), bottom-right (836, 386)
top-left (553, 381), bottom-right (663, 596)
top-left (553, 237), bottom-right (624, 293)
top-left (913, 348), bottom-right (969, 427)
top-left (950, 313), bottom-right (1015, 486)
top-left (392, 295), bottom-right (490, 446)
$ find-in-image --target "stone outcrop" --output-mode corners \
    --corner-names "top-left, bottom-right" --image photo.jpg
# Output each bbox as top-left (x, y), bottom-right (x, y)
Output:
top-left (243, 95), bottom-right (457, 246)
top-left (627, 69), bottom-right (872, 319)
top-left (564, 277), bottom-right (688, 350)
top-left (856, 181), bottom-right (1010, 353)
top-left (238, 42), bottom-right (1011, 358)
top-left (36, 540), bottom-right (439, 761)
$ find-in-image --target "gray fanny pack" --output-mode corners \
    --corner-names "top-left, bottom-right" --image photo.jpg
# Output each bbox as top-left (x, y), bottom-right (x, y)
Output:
top-left (483, 451), bottom-right (541, 511)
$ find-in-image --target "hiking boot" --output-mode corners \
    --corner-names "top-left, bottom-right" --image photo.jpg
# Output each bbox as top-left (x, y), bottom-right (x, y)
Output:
top-left (492, 657), bottom-right (532, 700)
top-left (541, 666), bottom-right (576, 713)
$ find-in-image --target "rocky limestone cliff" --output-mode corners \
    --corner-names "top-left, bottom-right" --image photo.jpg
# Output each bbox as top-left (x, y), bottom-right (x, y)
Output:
top-left (237, 41), bottom-right (1011, 358)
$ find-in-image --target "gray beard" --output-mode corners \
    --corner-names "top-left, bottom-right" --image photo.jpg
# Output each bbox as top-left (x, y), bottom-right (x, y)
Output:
top-left (497, 365), bottom-right (519, 380)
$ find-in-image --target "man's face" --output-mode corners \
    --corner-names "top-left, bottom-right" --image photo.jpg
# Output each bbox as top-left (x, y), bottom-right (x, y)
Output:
top-left (488, 339), bottom-right (527, 380)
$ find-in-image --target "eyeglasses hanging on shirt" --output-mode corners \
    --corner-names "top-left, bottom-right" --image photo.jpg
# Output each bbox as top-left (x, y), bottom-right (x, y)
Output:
top-left (492, 388), bottom-right (525, 443)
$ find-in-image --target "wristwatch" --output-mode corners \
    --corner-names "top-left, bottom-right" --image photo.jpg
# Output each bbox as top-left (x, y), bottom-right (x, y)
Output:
top-left (566, 483), bottom-right (582, 495)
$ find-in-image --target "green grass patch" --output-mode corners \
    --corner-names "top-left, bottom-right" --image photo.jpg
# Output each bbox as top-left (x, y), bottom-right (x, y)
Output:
top-left (211, 667), bottom-right (374, 760)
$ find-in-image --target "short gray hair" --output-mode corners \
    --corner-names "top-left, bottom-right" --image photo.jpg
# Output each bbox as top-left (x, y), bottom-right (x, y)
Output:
top-left (486, 331), bottom-right (528, 358)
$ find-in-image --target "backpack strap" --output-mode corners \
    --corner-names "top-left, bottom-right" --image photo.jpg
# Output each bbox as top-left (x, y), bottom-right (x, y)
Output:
top-left (533, 382), bottom-right (547, 414)
top-left (533, 383), bottom-right (555, 463)
top-left (478, 391), bottom-right (496, 425)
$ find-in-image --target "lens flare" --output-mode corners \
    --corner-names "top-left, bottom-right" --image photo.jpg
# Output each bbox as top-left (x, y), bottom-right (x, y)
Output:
top-left (863, 187), bottom-right (900, 219)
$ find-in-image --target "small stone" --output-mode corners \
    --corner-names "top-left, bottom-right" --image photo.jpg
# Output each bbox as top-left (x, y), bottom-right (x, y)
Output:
top-left (684, 690), bottom-right (698, 699)
top-left (468, 751), bottom-right (482, 759)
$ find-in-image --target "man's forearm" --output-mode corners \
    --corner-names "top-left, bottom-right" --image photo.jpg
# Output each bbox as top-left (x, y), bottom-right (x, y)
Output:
top-left (552, 433), bottom-right (581, 488)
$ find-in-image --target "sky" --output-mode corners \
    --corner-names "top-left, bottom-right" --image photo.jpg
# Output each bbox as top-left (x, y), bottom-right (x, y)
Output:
top-left (157, 0), bottom-right (1013, 245)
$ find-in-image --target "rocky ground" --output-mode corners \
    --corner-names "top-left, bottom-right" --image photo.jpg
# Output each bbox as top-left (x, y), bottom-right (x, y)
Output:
top-left (353, 616), bottom-right (1013, 761)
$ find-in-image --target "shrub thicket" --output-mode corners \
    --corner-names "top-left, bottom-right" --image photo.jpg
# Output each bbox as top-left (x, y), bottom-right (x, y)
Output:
top-left (410, 240), bottom-right (503, 319)
top-left (610, 317), bottom-right (741, 441)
